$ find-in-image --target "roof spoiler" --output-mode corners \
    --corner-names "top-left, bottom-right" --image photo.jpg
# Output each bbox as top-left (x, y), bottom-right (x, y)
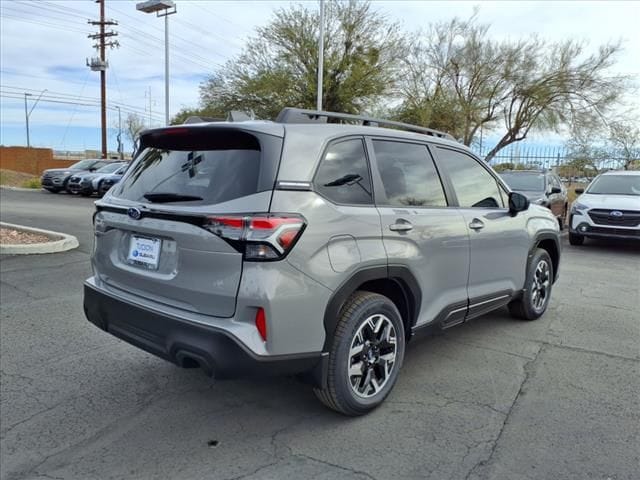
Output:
top-left (182, 110), bottom-right (255, 125)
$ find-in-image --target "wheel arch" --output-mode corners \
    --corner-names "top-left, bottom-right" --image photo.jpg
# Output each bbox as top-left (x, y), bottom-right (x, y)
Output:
top-left (531, 233), bottom-right (561, 283)
top-left (321, 265), bottom-right (421, 353)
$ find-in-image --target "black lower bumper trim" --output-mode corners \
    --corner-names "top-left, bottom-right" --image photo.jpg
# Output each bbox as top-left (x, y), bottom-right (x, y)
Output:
top-left (83, 283), bottom-right (321, 379)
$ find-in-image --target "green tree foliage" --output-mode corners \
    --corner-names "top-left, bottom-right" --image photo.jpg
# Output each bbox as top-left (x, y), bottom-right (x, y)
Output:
top-left (185, 5), bottom-right (629, 163)
top-left (566, 118), bottom-right (640, 172)
top-left (395, 15), bottom-right (626, 162)
top-left (193, 0), bottom-right (404, 120)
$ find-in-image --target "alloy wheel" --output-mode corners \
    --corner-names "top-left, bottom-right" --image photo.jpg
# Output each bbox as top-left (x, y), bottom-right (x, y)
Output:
top-left (531, 260), bottom-right (550, 312)
top-left (347, 314), bottom-right (397, 398)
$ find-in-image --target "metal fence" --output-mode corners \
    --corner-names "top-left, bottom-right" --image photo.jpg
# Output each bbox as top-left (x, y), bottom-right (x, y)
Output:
top-left (471, 143), bottom-right (627, 171)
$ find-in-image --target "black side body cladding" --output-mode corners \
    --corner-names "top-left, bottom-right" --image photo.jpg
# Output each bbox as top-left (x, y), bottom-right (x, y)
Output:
top-left (321, 265), bottom-right (421, 353)
top-left (530, 232), bottom-right (562, 283)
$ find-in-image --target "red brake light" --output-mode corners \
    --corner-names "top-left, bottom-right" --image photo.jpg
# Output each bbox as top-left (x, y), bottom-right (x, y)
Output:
top-left (255, 308), bottom-right (267, 341)
top-left (212, 216), bottom-right (244, 228)
top-left (250, 217), bottom-right (301, 230)
top-left (204, 214), bottom-right (305, 261)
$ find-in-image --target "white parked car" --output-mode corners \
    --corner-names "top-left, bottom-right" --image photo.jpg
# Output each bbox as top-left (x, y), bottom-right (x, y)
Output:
top-left (569, 170), bottom-right (640, 245)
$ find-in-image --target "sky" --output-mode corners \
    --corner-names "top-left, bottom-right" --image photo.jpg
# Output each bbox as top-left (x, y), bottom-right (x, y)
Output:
top-left (1, 0), bottom-right (638, 154)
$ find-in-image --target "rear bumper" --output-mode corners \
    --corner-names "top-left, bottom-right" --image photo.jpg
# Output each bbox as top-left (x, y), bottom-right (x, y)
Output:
top-left (83, 281), bottom-right (322, 379)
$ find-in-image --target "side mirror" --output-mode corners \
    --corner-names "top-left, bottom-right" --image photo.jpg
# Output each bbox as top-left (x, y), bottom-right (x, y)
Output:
top-left (508, 191), bottom-right (530, 215)
top-left (575, 188), bottom-right (584, 194)
top-left (550, 186), bottom-right (562, 194)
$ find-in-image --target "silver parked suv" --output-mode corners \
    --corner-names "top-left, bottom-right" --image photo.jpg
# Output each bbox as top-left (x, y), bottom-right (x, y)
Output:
top-left (84, 108), bottom-right (561, 415)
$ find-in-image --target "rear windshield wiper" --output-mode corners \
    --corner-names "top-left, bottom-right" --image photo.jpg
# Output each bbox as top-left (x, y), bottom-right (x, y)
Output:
top-left (143, 192), bottom-right (203, 203)
top-left (324, 174), bottom-right (363, 187)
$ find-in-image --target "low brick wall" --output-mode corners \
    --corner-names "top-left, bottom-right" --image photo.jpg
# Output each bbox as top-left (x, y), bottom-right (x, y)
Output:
top-left (0, 147), bottom-right (76, 176)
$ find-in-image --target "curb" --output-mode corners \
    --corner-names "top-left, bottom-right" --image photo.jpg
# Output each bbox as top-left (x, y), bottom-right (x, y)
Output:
top-left (0, 222), bottom-right (79, 255)
top-left (0, 185), bottom-right (42, 192)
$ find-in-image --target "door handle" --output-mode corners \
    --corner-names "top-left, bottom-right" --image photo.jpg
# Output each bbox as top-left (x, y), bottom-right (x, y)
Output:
top-left (469, 218), bottom-right (485, 230)
top-left (389, 221), bottom-right (413, 232)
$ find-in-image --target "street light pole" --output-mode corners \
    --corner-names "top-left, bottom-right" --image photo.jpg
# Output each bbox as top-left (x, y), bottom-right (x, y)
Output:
top-left (136, 0), bottom-right (176, 126)
top-left (24, 93), bottom-right (31, 148)
top-left (164, 11), bottom-right (170, 125)
top-left (116, 106), bottom-right (123, 159)
top-left (316, 0), bottom-right (325, 111)
top-left (24, 89), bottom-right (47, 148)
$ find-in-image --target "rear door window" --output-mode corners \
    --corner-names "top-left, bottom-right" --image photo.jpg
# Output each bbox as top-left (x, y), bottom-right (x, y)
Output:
top-left (113, 129), bottom-right (279, 205)
top-left (314, 138), bottom-right (373, 205)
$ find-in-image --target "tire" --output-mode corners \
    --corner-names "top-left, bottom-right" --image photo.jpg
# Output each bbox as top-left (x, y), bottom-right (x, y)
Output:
top-left (45, 188), bottom-right (60, 193)
top-left (80, 191), bottom-right (92, 197)
top-left (569, 232), bottom-right (584, 246)
top-left (98, 181), bottom-right (110, 197)
top-left (508, 248), bottom-right (554, 321)
top-left (313, 291), bottom-right (405, 416)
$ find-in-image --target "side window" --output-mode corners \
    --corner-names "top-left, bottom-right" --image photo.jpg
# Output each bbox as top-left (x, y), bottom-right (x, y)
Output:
top-left (436, 148), bottom-right (505, 208)
top-left (373, 140), bottom-right (447, 207)
top-left (314, 138), bottom-right (373, 205)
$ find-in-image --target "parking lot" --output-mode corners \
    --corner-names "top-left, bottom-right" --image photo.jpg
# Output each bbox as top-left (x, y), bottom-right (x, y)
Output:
top-left (1, 188), bottom-right (638, 480)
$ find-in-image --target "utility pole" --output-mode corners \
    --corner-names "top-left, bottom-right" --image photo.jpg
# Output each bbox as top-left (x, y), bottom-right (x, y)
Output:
top-left (316, 0), bottom-right (325, 111)
top-left (87, 0), bottom-right (118, 159)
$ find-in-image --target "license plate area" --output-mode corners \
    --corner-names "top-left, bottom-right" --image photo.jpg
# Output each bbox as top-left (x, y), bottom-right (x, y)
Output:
top-left (127, 235), bottom-right (161, 270)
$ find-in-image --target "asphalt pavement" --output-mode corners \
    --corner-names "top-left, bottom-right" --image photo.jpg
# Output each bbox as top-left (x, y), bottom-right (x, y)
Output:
top-left (1, 188), bottom-right (639, 480)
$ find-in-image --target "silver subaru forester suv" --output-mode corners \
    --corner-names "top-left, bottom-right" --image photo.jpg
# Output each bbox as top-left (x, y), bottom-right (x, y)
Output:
top-left (84, 108), bottom-right (561, 415)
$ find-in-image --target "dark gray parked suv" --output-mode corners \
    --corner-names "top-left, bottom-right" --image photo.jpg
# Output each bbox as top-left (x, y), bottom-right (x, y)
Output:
top-left (499, 169), bottom-right (569, 228)
top-left (84, 108), bottom-right (561, 415)
top-left (41, 159), bottom-right (111, 193)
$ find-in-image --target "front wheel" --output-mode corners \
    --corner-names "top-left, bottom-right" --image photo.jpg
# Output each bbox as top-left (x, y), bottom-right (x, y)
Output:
top-left (508, 248), bottom-right (553, 321)
top-left (314, 291), bottom-right (405, 416)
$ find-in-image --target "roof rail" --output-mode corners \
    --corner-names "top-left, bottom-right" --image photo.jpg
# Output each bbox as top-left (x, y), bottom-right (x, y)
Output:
top-left (275, 107), bottom-right (456, 141)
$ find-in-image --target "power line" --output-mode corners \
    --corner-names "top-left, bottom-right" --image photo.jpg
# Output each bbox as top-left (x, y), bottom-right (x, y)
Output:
top-left (0, 8), bottom-right (219, 73)
top-left (2, 87), bottom-right (164, 119)
top-left (106, 3), bottom-right (228, 58)
top-left (60, 70), bottom-right (92, 147)
top-left (0, 93), bottom-right (163, 120)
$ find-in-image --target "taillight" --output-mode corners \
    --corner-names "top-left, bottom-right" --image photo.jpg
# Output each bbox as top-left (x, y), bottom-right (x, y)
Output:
top-left (255, 308), bottom-right (267, 341)
top-left (204, 214), bottom-right (306, 261)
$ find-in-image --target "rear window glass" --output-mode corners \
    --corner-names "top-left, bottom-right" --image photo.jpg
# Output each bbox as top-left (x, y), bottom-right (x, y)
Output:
top-left (113, 129), bottom-right (275, 205)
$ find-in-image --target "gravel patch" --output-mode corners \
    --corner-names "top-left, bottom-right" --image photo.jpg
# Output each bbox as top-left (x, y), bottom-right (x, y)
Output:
top-left (0, 227), bottom-right (52, 245)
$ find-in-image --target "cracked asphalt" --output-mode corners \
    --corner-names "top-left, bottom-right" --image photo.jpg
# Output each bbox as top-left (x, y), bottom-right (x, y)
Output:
top-left (1, 188), bottom-right (639, 480)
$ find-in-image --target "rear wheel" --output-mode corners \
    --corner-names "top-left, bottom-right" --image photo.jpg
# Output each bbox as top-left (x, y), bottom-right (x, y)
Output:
top-left (313, 291), bottom-right (405, 416)
top-left (509, 248), bottom-right (553, 321)
top-left (569, 232), bottom-right (584, 246)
